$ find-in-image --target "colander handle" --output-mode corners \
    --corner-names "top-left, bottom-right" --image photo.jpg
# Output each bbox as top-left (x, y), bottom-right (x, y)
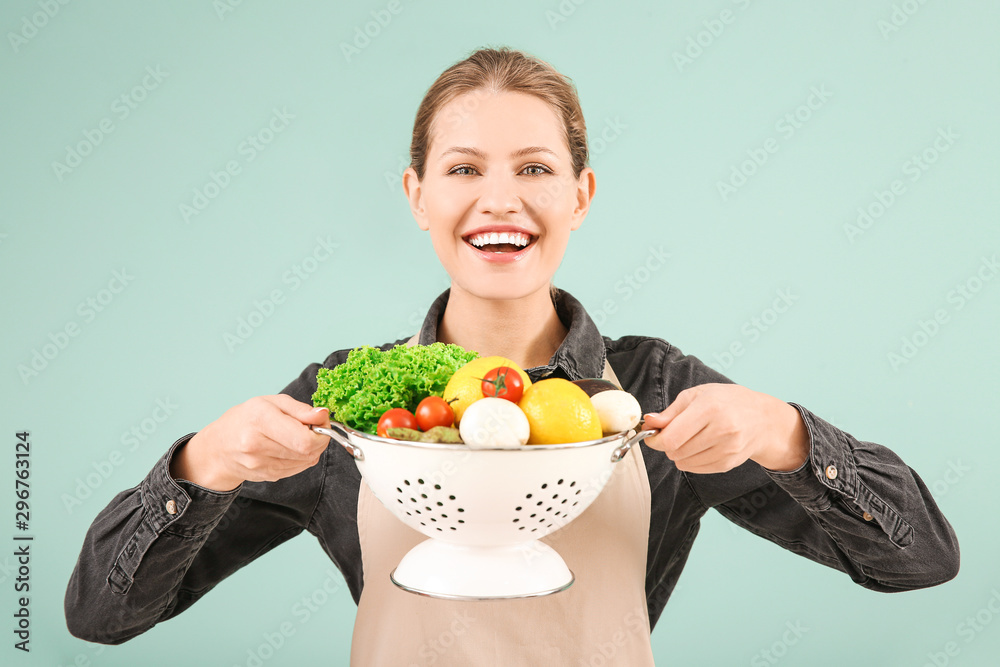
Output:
top-left (611, 428), bottom-right (658, 463)
top-left (311, 424), bottom-right (364, 461)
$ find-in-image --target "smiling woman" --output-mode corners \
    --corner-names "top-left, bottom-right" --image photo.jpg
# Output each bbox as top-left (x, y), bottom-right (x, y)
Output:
top-left (64, 46), bottom-right (959, 666)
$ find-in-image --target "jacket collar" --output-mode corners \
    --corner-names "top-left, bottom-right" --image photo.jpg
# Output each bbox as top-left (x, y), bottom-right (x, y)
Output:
top-left (417, 287), bottom-right (607, 381)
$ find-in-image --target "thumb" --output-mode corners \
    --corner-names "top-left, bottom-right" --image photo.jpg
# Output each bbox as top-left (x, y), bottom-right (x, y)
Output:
top-left (270, 394), bottom-right (332, 426)
top-left (304, 405), bottom-right (331, 427)
top-left (643, 388), bottom-right (695, 430)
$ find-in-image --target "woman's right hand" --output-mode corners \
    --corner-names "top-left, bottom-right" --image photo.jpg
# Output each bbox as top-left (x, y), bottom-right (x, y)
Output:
top-left (169, 395), bottom-right (332, 492)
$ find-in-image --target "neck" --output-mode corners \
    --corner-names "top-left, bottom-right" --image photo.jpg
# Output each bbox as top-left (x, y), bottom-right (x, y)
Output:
top-left (436, 283), bottom-right (568, 370)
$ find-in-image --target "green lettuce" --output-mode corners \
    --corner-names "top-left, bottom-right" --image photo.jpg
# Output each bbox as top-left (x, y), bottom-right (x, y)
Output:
top-left (312, 342), bottom-right (478, 435)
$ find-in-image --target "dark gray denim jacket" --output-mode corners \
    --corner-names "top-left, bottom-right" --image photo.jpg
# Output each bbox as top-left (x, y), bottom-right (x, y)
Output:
top-left (64, 288), bottom-right (959, 644)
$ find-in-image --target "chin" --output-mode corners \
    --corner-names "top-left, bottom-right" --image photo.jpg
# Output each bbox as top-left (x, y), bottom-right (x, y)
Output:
top-left (456, 275), bottom-right (552, 302)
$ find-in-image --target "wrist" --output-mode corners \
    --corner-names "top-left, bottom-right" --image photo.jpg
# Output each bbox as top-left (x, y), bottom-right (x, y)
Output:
top-left (170, 431), bottom-right (243, 492)
top-left (753, 401), bottom-right (810, 472)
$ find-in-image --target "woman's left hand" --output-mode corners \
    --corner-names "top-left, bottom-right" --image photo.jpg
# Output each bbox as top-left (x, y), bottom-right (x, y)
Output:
top-left (642, 383), bottom-right (810, 474)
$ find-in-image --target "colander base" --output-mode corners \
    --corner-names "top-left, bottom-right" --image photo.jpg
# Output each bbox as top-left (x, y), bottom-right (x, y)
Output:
top-left (388, 538), bottom-right (575, 600)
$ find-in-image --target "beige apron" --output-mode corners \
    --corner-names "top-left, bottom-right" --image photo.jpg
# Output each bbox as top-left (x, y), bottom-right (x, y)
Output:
top-left (350, 337), bottom-right (655, 666)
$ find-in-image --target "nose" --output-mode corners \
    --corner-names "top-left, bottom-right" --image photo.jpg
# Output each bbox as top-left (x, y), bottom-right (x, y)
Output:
top-left (477, 170), bottom-right (523, 217)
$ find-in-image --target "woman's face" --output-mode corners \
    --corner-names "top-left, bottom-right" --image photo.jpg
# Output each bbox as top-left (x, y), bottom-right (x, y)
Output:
top-left (403, 90), bottom-right (595, 301)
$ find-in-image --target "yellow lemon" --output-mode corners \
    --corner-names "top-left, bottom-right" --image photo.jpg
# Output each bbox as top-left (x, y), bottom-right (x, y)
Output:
top-left (518, 378), bottom-right (602, 444)
top-left (443, 356), bottom-right (531, 425)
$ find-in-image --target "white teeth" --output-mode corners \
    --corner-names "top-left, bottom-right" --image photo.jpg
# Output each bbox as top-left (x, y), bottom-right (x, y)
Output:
top-left (466, 231), bottom-right (532, 249)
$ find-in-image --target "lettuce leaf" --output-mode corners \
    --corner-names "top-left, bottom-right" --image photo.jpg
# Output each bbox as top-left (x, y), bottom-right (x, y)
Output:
top-left (312, 342), bottom-right (478, 435)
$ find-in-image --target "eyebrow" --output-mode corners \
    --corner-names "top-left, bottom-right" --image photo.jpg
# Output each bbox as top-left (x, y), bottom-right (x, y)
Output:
top-left (438, 146), bottom-right (558, 161)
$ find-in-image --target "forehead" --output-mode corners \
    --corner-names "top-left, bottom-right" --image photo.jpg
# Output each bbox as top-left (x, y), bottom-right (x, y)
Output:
top-left (429, 90), bottom-right (567, 158)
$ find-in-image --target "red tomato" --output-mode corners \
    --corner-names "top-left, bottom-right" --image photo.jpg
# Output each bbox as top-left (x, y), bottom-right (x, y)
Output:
top-left (415, 396), bottom-right (455, 431)
top-left (377, 408), bottom-right (419, 437)
top-left (481, 366), bottom-right (524, 403)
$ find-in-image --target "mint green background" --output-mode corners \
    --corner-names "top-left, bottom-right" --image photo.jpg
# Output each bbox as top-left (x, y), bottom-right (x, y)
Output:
top-left (1, 1), bottom-right (998, 665)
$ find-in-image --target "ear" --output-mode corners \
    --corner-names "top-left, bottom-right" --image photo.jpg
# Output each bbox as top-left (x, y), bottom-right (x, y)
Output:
top-left (569, 167), bottom-right (596, 231)
top-left (402, 167), bottom-right (430, 231)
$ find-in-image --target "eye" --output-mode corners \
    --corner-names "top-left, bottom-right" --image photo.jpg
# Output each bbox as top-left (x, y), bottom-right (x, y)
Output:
top-left (446, 163), bottom-right (553, 177)
top-left (521, 163), bottom-right (551, 176)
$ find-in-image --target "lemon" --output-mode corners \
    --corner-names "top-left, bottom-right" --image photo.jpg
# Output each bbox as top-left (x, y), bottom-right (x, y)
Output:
top-left (518, 378), bottom-right (602, 444)
top-left (443, 356), bottom-right (531, 425)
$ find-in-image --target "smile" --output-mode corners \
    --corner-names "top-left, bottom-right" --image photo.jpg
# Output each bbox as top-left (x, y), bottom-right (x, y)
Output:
top-left (463, 231), bottom-right (536, 254)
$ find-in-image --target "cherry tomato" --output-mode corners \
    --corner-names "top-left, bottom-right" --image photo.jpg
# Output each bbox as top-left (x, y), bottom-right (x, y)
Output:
top-left (377, 408), bottom-right (419, 437)
top-left (481, 366), bottom-right (524, 403)
top-left (415, 396), bottom-right (455, 431)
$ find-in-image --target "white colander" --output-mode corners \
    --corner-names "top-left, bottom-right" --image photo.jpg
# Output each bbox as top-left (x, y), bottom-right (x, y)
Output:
top-left (312, 422), bottom-right (654, 600)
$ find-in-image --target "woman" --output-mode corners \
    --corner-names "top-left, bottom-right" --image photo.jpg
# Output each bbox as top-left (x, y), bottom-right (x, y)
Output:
top-left (65, 46), bottom-right (959, 665)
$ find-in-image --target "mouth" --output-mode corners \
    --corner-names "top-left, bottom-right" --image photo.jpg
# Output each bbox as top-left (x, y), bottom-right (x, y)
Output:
top-left (462, 230), bottom-right (537, 254)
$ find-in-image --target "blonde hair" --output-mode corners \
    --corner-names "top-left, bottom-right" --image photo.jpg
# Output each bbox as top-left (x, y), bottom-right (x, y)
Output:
top-left (409, 45), bottom-right (589, 180)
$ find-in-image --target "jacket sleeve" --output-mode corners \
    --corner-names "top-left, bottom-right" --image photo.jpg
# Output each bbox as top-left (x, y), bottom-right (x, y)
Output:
top-left (63, 359), bottom-right (332, 644)
top-left (664, 345), bottom-right (960, 591)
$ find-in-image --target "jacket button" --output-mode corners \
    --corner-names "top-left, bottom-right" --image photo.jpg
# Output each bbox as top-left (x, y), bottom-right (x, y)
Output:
top-left (165, 499), bottom-right (178, 515)
top-left (825, 465), bottom-right (838, 480)
top-left (862, 512), bottom-right (874, 521)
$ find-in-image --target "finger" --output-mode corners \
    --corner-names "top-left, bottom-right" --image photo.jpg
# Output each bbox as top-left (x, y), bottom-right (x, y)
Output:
top-left (266, 394), bottom-right (332, 426)
top-left (643, 386), bottom-right (699, 430)
top-left (671, 445), bottom-right (746, 474)
top-left (648, 403), bottom-right (709, 456)
top-left (252, 399), bottom-right (330, 459)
